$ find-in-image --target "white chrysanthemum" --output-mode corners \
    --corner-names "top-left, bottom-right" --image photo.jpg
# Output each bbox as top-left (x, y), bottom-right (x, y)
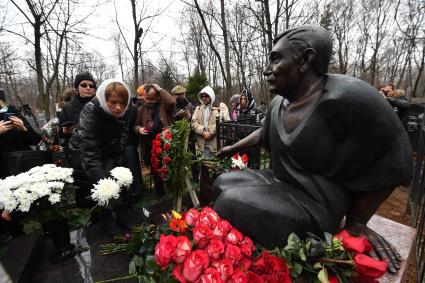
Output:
top-left (0, 190), bottom-right (17, 211)
top-left (48, 193), bottom-right (61, 204)
top-left (47, 181), bottom-right (65, 190)
top-left (110, 167), bottom-right (133, 187)
top-left (31, 182), bottom-right (51, 197)
top-left (91, 178), bottom-right (121, 206)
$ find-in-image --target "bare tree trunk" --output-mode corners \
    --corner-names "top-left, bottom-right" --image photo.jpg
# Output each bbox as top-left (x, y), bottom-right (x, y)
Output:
top-left (412, 40), bottom-right (425, 97)
top-left (220, 0), bottom-right (232, 97)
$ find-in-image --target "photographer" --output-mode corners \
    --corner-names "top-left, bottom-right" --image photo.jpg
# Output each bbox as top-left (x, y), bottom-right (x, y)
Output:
top-left (134, 84), bottom-right (176, 198)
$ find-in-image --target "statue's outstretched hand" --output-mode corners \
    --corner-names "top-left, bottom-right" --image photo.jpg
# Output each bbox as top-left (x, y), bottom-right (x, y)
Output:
top-left (216, 146), bottom-right (234, 158)
top-left (345, 222), bottom-right (402, 274)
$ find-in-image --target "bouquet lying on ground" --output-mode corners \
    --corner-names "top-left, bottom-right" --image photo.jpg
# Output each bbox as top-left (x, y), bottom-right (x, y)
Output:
top-left (0, 164), bottom-right (73, 212)
top-left (91, 166), bottom-right (133, 206)
top-left (99, 207), bottom-right (388, 283)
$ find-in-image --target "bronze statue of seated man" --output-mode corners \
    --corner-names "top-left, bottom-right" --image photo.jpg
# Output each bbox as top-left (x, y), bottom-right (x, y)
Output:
top-left (213, 25), bottom-right (411, 274)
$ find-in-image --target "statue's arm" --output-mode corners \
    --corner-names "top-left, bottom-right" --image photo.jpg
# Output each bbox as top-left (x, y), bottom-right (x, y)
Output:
top-left (344, 187), bottom-right (402, 274)
top-left (216, 128), bottom-right (261, 157)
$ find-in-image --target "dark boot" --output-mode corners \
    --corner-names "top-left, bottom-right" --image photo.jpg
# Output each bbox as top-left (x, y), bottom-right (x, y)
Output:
top-left (41, 218), bottom-right (76, 263)
top-left (99, 209), bottom-right (122, 238)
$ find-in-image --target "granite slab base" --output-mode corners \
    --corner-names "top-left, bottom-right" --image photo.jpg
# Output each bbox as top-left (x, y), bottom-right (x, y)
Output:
top-left (367, 215), bottom-right (416, 283)
top-left (0, 232), bottom-right (44, 283)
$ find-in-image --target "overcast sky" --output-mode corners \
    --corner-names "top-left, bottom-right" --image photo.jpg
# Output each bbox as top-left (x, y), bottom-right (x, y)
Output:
top-left (2, 0), bottom-right (188, 78)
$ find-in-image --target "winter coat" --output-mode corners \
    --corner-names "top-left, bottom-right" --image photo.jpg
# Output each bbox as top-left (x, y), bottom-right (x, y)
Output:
top-left (134, 88), bottom-right (176, 137)
top-left (191, 86), bottom-right (219, 154)
top-left (59, 95), bottom-right (93, 146)
top-left (69, 97), bottom-right (129, 183)
top-left (0, 105), bottom-right (41, 153)
top-left (59, 95), bottom-right (93, 126)
top-left (0, 105), bottom-right (41, 178)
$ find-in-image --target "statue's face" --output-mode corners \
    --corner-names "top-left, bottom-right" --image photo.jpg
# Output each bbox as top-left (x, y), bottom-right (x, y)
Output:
top-left (263, 38), bottom-right (301, 96)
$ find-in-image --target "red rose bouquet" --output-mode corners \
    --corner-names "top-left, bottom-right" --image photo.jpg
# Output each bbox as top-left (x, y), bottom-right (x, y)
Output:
top-left (151, 120), bottom-right (192, 200)
top-left (98, 208), bottom-right (389, 283)
top-left (154, 207), bottom-right (291, 282)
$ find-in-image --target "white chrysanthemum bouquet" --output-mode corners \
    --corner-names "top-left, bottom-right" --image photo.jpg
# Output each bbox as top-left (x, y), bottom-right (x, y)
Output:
top-left (91, 167), bottom-right (133, 206)
top-left (0, 164), bottom-right (74, 213)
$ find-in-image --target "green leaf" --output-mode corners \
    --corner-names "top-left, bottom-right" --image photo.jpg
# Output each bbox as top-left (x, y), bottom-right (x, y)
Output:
top-left (324, 232), bottom-right (333, 245)
top-left (318, 269), bottom-right (329, 283)
top-left (129, 261), bottom-right (136, 275)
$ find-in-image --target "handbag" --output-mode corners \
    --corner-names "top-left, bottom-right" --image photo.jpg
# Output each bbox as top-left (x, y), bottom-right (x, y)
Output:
top-left (2, 150), bottom-right (52, 176)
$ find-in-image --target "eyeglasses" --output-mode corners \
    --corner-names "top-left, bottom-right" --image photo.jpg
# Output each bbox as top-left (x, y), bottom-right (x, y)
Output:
top-left (79, 83), bottom-right (95, 89)
top-left (201, 95), bottom-right (209, 99)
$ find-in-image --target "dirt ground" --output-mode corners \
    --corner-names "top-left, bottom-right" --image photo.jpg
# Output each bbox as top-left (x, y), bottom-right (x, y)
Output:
top-left (375, 186), bottom-right (416, 283)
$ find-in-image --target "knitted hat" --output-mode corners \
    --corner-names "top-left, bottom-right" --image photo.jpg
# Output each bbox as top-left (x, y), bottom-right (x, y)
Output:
top-left (74, 71), bottom-right (96, 89)
top-left (0, 89), bottom-right (5, 102)
top-left (172, 85), bottom-right (186, 94)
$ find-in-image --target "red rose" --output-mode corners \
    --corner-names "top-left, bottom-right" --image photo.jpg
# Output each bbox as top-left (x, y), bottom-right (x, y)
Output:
top-left (252, 251), bottom-right (288, 275)
top-left (174, 236), bottom-right (192, 263)
top-left (334, 230), bottom-right (372, 253)
top-left (228, 269), bottom-right (248, 283)
top-left (245, 271), bottom-right (264, 283)
top-left (155, 147), bottom-right (162, 156)
top-left (241, 154), bottom-right (248, 164)
top-left (154, 234), bottom-right (177, 268)
top-left (212, 220), bottom-right (232, 239)
top-left (185, 208), bottom-right (200, 227)
top-left (233, 153), bottom-right (240, 160)
top-left (160, 167), bottom-right (168, 174)
top-left (225, 243), bottom-right (242, 263)
top-left (354, 254), bottom-right (387, 279)
top-left (172, 264), bottom-right (187, 283)
top-left (165, 132), bottom-right (172, 139)
top-left (207, 239), bottom-right (225, 259)
top-left (238, 256), bottom-right (253, 271)
top-left (193, 224), bottom-right (213, 249)
top-left (216, 259), bottom-right (234, 281)
top-left (199, 267), bottom-right (224, 283)
top-left (164, 143), bottom-right (171, 151)
top-left (199, 207), bottom-right (220, 229)
top-left (182, 250), bottom-right (209, 282)
top-left (156, 133), bottom-right (161, 140)
top-left (264, 271), bottom-right (291, 283)
top-left (163, 155), bottom-right (171, 164)
top-left (226, 228), bottom-right (244, 245)
top-left (240, 236), bottom-right (255, 257)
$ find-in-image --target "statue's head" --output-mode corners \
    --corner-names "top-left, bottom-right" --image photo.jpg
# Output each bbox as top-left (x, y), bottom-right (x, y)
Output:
top-left (263, 25), bottom-right (333, 95)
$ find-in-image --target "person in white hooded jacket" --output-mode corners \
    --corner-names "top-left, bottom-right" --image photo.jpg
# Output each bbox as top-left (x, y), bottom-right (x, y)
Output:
top-left (191, 86), bottom-right (220, 157)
